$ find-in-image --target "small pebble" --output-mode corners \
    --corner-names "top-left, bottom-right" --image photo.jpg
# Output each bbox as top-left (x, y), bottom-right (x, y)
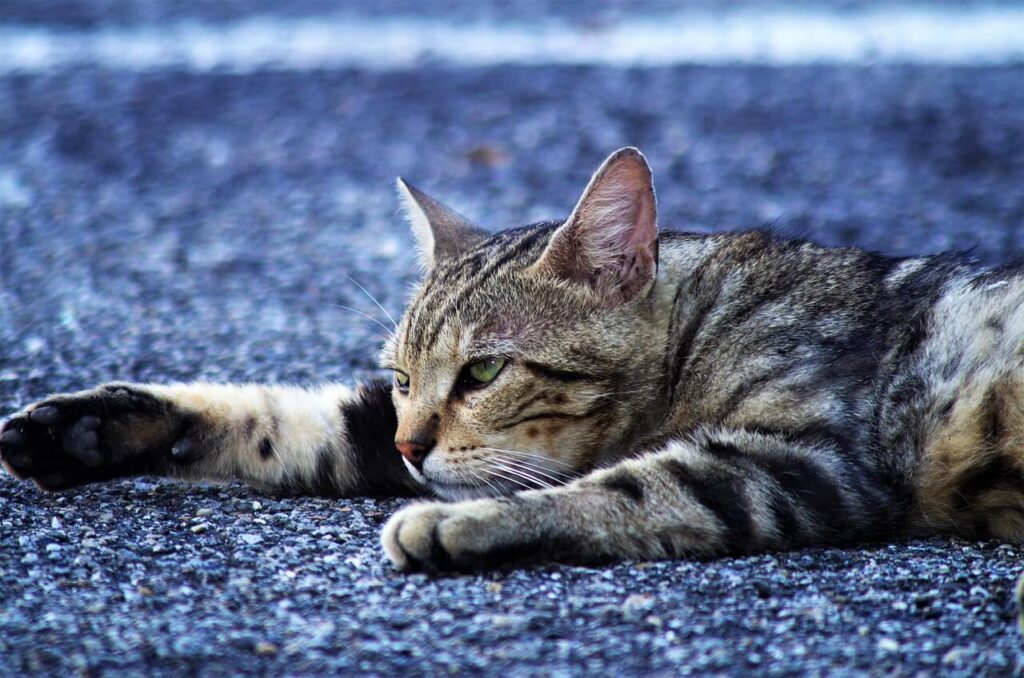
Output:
top-left (254, 642), bottom-right (278, 655)
top-left (877, 638), bottom-right (900, 652)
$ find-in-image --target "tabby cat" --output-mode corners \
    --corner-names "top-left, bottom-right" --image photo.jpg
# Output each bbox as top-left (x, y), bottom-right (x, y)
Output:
top-left (1, 148), bottom-right (1022, 621)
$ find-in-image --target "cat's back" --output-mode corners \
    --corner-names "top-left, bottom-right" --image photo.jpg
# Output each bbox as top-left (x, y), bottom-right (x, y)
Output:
top-left (658, 230), bottom-right (950, 441)
top-left (659, 230), bottom-right (1024, 539)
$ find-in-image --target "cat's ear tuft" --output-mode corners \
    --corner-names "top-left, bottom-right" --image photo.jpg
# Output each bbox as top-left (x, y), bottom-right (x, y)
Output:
top-left (532, 147), bottom-right (659, 305)
top-left (396, 178), bottom-right (488, 271)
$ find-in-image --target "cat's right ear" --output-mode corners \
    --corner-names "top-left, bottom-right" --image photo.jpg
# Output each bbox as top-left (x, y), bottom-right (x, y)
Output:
top-left (396, 179), bottom-right (488, 271)
top-left (531, 147), bottom-right (659, 306)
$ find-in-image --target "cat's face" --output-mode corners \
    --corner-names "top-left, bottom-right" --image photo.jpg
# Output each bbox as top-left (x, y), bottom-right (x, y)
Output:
top-left (380, 148), bottom-right (664, 499)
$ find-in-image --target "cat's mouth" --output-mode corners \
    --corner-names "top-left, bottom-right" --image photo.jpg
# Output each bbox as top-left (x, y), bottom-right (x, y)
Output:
top-left (425, 474), bottom-right (516, 501)
top-left (405, 449), bottom-right (578, 500)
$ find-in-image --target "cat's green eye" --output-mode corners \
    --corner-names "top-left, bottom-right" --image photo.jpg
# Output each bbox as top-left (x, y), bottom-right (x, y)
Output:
top-left (394, 371), bottom-right (410, 392)
top-left (467, 356), bottom-right (506, 385)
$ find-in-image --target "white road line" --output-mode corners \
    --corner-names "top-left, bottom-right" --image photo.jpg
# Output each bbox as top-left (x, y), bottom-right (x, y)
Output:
top-left (1, 6), bottom-right (1023, 73)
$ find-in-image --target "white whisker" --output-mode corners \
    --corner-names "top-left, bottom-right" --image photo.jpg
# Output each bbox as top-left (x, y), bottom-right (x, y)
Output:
top-left (482, 465), bottom-right (535, 492)
top-left (344, 275), bottom-right (398, 330)
top-left (326, 304), bottom-right (395, 334)
top-left (487, 452), bottom-right (576, 485)
top-left (489, 460), bottom-right (555, 490)
top-left (479, 446), bottom-right (577, 471)
top-left (465, 468), bottom-right (508, 497)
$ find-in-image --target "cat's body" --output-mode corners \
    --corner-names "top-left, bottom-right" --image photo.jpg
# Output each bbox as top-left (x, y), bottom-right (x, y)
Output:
top-left (1, 149), bottom-right (1022, 620)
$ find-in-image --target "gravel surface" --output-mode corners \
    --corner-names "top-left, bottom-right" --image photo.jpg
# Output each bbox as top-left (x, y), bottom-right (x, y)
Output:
top-left (2, 4), bottom-right (1024, 675)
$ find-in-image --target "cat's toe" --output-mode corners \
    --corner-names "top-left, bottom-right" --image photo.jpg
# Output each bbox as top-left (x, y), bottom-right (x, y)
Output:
top-left (382, 499), bottom-right (519, 572)
top-left (1, 402), bottom-right (110, 487)
top-left (381, 502), bottom-right (453, 571)
top-left (29, 405), bottom-right (62, 426)
top-left (62, 415), bottom-right (104, 467)
top-left (0, 421), bottom-right (33, 476)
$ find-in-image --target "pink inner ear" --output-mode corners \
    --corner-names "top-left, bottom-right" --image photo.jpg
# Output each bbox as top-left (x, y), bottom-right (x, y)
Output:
top-left (534, 148), bottom-right (659, 304)
top-left (580, 160), bottom-right (658, 294)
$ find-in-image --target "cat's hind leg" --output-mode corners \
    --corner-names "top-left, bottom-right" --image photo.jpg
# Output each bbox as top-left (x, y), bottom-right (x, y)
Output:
top-left (1, 380), bottom-right (419, 497)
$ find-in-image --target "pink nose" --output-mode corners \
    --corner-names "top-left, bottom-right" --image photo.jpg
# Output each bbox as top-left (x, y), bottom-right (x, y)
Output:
top-left (396, 439), bottom-right (434, 470)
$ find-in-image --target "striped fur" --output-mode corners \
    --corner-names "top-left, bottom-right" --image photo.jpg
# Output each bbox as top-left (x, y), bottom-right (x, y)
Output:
top-left (1, 148), bottom-right (1022, 621)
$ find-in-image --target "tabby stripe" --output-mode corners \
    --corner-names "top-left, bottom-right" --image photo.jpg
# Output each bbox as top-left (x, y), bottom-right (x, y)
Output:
top-left (667, 294), bottom-right (719, 402)
top-left (766, 492), bottom-right (803, 545)
top-left (753, 453), bottom-right (846, 536)
top-left (501, 392), bottom-right (552, 424)
top-left (712, 274), bottom-right (797, 333)
top-left (744, 422), bottom-right (850, 452)
top-left (662, 459), bottom-right (755, 550)
top-left (715, 365), bottom-right (798, 421)
top-left (418, 227), bottom-right (555, 347)
top-left (522, 361), bottom-right (602, 384)
top-left (470, 226), bottom-right (551, 283)
top-left (495, 409), bottom-right (597, 431)
top-left (600, 471), bottom-right (645, 502)
top-left (702, 439), bottom-right (746, 461)
top-left (699, 436), bottom-right (817, 545)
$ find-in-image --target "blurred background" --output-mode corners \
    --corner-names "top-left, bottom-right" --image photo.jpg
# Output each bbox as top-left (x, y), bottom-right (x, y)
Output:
top-left (2, 2), bottom-right (1024, 675)
top-left (1, 0), bottom-right (1023, 394)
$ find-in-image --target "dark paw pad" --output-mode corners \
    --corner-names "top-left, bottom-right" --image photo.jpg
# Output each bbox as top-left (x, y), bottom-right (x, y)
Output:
top-left (0, 385), bottom-right (170, 490)
top-left (63, 416), bottom-right (103, 467)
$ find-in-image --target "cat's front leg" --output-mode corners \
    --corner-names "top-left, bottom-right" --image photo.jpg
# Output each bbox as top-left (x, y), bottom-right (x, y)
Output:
top-left (383, 429), bottom-right (886, 571)
top-left (1, 379), bottom-right (419, 497)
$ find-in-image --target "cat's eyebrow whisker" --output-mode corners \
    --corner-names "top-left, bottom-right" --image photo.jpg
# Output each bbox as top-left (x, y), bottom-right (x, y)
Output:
top-left (344, 275), bottom-right (399, 330)
top-left (326, 304), bottom-right (396, 334)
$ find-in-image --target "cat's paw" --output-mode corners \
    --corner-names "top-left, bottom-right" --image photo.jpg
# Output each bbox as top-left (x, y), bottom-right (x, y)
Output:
top-left (0, 383), bottom-right (180, 490)
top-left (381, 499), bottom-right (520, 572)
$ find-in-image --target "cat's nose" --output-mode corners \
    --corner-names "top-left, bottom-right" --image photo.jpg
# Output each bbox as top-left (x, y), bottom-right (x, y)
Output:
top-left (396, 437), bottom-right (435, 470)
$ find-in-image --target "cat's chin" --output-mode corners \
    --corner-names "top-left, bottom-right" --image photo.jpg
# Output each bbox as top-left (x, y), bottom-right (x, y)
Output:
top-left (426, 477), bottom-right (512, 501)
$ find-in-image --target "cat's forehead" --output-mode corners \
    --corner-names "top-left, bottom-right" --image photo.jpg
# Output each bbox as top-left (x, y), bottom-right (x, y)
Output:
top-left (395, 282), bottom-right (530, 365)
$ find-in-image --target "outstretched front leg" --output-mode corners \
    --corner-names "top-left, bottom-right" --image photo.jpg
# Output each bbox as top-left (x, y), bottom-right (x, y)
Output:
top-left (1, 379), bottom-right (420, 497)
top-left (382, 428), bottom-right (897, 570)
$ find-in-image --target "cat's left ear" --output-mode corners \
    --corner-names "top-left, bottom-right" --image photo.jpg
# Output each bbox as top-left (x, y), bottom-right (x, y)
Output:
top-left (396, 179), bottom-right (488, 271)
top-left (532, 147), bottom-right (659, 306)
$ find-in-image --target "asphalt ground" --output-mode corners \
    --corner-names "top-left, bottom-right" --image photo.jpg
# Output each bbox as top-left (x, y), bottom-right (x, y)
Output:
top-left (2, 8), bottom-right (1024, 677)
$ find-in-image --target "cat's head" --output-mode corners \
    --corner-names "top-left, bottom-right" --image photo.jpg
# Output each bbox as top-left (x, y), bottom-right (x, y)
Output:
top-left (379, 148), bottom-right (669, 499)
